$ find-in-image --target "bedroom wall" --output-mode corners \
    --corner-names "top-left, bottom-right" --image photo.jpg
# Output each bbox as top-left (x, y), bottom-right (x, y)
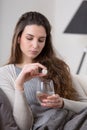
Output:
top-left (1, 0), bottom-right (87, 74)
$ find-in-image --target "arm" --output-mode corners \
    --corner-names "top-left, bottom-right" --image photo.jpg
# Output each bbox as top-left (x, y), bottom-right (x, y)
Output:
top-left (63, 98), bottom-right (87, 113)
top-left (14, 63), bottom-right (47, 129)
top-left (13, 89), bottom-right (33, 130)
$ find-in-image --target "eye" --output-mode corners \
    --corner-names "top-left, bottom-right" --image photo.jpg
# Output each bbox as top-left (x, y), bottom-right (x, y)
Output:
top-left (38, 38), bottom-right (46, 43)
top-left (26, 37), bottom-right (33, 40)
top-left (38, 40), bottom-right (44, 43)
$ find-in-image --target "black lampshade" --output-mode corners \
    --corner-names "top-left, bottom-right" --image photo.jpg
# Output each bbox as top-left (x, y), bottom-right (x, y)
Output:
top-left (64, 1), bottom-right (87, 34)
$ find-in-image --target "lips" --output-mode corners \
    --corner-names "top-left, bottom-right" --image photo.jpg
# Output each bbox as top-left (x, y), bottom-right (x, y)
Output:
top-left (29, 50), bottom-right (38, 55)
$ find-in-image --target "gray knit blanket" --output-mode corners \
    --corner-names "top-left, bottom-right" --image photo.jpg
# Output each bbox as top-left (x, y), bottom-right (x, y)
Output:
top-left (36, 108), bottom-right (87, 130)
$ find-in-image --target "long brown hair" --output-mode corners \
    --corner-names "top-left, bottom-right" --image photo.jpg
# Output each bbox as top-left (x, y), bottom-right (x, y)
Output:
top-left (7, 11), bottom-right (77, 100)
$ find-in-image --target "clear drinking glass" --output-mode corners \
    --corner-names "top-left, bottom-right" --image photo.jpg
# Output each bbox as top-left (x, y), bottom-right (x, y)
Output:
top-left (36, 79), bottom-right (55, 104)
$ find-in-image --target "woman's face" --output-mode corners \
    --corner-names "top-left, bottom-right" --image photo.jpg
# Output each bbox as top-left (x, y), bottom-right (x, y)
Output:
top-left (18, 25), bottom-right (46, 63)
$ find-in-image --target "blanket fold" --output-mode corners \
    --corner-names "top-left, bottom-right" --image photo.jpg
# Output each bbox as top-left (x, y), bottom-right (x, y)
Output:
top-left (36, 108), bottom-right (87, 130)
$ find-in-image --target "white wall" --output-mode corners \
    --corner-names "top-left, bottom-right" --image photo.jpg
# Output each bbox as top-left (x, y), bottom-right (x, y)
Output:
top-left (1, 0), bottom-right (87, 74)
top-left (53, 0), bottom-right (87, 74)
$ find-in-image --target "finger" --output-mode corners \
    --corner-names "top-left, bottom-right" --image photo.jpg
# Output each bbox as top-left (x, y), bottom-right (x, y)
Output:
top-left (41, 102), bottom-right (59, 108)
top-left (47, 94), bottom-right (59, 100)
top-left (41, 101), bottom-right (62, 108)
top-left (42, 95), bottom-right (63, 108)
top-left (30, 63), bottom-right (47, 76)
top-left (36, 63), bottom-right (47, 70)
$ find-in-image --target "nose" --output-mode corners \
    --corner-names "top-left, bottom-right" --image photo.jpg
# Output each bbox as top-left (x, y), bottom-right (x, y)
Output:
top-left (33, 40), bottom-right (38, 48)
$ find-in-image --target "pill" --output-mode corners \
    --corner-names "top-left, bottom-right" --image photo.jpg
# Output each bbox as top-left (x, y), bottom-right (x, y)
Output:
top-left (42, 69), bottom-right (48, 74)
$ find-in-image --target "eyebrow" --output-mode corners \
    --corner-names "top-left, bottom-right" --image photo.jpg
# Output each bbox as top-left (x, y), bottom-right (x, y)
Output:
top-left (26, 34), bottom-right (46, 38)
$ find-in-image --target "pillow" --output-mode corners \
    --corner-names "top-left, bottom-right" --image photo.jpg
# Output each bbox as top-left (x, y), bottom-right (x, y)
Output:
top-left (0, 88), bottom-right (20, 130)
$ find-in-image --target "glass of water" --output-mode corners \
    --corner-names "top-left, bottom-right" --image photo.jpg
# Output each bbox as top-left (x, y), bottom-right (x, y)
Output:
top-left (36, 79), bottom-right (55, 104)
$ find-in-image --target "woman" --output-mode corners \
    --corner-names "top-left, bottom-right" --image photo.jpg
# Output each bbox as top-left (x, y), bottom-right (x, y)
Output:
top-left (0, 11), bottom-right (87, 130)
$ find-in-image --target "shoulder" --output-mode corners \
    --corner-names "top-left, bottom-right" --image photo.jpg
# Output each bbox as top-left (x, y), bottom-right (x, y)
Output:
top-left (0, 64), bottom-right (15, 73)
top-left (71, 73), bottom-right (87, 88)
top-left (0, 64), bottom-right (17, 80)
top-left (0, 64), bottom-right (14, 70)
top-left (0, 64), bottom-right (14, 71)
top-left (71, 73), bottom-right (87, 96)
top-left (73, 74), bottom-right (87, 85)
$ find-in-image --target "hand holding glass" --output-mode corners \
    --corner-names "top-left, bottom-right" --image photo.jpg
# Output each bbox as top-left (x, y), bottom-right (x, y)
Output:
top-left (36, 80), bottom-right (55, 104)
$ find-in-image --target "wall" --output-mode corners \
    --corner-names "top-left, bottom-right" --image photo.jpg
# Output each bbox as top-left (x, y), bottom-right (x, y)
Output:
top-left (1, 0), bottom-right (87, 74)
top-left (53, 0), bottom-right (87, 74)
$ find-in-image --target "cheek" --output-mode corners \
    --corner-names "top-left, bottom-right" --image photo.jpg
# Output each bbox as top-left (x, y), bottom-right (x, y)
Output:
top-left (19, 38), bottom-right (27, 48)
top-left (19, 41), bottom-right (28, 52)
top-left (19, 42), bottom-right (25, 49)
top-left (40, 44), bottom-right (45, 51)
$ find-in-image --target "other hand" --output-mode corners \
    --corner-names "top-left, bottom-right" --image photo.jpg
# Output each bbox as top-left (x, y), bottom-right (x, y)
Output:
top-left (41, 94), bottom-right (64, 108)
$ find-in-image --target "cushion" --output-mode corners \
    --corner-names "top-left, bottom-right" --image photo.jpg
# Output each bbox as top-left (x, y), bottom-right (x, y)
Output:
top-left (0, 88), bottom-right (20, 130)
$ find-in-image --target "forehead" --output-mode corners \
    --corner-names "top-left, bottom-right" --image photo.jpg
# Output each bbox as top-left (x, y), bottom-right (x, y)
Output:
top-left (23, 25), bottom-right (46, 37)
